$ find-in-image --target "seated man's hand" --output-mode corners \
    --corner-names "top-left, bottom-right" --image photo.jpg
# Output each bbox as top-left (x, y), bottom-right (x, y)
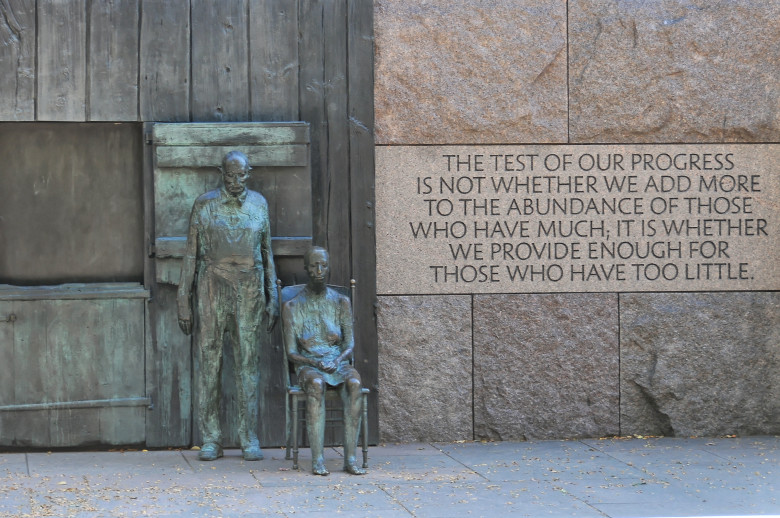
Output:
top-left (318, 359), bottom-right (338, 374)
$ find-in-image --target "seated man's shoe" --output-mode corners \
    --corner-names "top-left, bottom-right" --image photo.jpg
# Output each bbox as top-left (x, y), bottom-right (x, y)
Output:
top-left (242, 444), bottom-right (264, 461)
top-left (312, 457), bottom-right (330, 476)
top-left (344, 458), bottom-right (367, 475)
top-left (198, 442), bottom-right (223, 461)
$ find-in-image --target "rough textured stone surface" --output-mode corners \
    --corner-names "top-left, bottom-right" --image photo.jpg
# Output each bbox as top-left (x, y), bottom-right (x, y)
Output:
top-left (569, 0), bottom-right (780, 143)
top-left (374, 0), bottom-right (567, 145)
top-left (377, 295), bottom-right (473, 442)
top-left (621, 292), bottom-right (780, 437)
top-left (473, 294), bottom-right (619, 440)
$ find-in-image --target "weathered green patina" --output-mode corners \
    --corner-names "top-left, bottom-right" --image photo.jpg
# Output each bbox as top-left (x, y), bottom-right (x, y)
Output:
top-left (282, 247), bottom-right (366, 475)
top-left (177, 151), bottom-right (278, 461)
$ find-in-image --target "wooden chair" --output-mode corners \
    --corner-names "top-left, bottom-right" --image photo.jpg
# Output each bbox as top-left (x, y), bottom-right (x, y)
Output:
top-left (278, 280), bottom-right (369, 470)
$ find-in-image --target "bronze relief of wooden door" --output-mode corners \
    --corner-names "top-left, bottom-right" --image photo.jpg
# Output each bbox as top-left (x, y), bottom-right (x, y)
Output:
top-left (0, 123), bottom-right (149, 448)
top-left (145, 122), bottom-right (311, 448)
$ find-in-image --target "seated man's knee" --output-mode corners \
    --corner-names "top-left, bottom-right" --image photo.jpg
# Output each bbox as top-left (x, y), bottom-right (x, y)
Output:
top-left (305, 376), bottom-right (326, 396)
top-left (345, 377), bottom-right (362, 395)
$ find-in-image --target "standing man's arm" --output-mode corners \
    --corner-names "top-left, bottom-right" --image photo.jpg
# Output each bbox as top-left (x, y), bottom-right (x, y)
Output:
top-left (177, 203), bottom-right (199, 335)
top-left (262, 213), bottom-right (279, 332)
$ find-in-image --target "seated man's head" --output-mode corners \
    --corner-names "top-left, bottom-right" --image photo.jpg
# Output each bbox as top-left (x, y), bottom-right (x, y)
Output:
top-left (221, 151), bottom-right (251, 197)
top-left (304, 247), bottom-right (329, 289)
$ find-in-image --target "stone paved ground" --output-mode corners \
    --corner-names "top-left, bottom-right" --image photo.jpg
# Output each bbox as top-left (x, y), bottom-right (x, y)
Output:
top-left (0, 436), bottom-right (776, 517)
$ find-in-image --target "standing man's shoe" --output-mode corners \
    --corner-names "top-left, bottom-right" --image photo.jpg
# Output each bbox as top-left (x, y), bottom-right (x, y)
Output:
top-left (198, 443), bottom-right (223, 461)
top-left (243, 444), bottom-right (264, 461)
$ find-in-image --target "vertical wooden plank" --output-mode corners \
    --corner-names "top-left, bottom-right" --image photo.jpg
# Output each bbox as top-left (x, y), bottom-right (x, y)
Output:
top-left (0, 302), bottom-right (14, 407)
top-left (45, 299), bottom-right (99, 445)
top-left (50, 409), bottom-right (100, 447)
top-left (323, 0), bottom-right (350, 287)
top-left (0, 0), bottom-right (35, 120)
top-left (140, 0), bottom-right (190, 122)
top-left (97, 299), bottom-right (146, 444)
top-left (37, 0), bottom-right (87, 121)
top-left (191, 0), bottom-right (250, 121)
top-left (11, 301), bottom-right (51, 446)
top-left (145, 286), bottom-right (192, 447)
top-left (347, 0), bottom-right (378, 443)
top-left (249, 0), bottom-right (298, 121)
top-left (298, 0), bottom-right (326, 247)
top-left (0, 302), bottom-right (17, 445)
top-left (89, 0), bottom-right (140, 121)
top-left (100, 407), bottom-right (145, 445)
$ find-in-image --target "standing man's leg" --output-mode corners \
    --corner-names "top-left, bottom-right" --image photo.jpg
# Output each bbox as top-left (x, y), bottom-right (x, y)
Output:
top-left (234, 274), bottom-right (264, 460)
top-left (195, 273), bottom-right (226, 461)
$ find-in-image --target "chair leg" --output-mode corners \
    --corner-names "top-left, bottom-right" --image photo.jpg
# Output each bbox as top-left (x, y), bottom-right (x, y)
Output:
top-left (292, 393), bottom-right (300, 470)
top-left (361, 391), bottom-right (369, 469)
top-left (285, 393), bottom-right (292, 460)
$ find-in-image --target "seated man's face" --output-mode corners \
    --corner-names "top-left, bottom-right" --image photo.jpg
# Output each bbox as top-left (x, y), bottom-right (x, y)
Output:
top-left (306, 250), bottom-right (329, 287)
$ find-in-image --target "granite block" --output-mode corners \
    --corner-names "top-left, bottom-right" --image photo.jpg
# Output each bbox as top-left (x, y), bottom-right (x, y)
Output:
top-left (374, 0), bottom-right (568, 144)
top-left (569, 0), bottom-right (780, 142)
top-left (473, 294), bottom-right (619, 440)
top-left (376, 144), bottom-right (780, 295)
top-left (620, 292), bottom-right (780, 436)
top-left (377, 295), bottom-right (473, 442)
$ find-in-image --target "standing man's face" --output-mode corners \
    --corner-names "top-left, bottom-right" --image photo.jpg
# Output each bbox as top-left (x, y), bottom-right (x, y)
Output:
top-left (223, 160), bottom-right (250, 196)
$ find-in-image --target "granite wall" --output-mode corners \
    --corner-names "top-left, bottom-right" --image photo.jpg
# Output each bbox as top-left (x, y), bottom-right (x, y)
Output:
top-left (374, 0), bottom-right (780, 441)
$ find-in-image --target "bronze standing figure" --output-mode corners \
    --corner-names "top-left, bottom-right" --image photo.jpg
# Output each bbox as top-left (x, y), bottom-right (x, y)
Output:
top-left (282, 247), bottom-right (366, 475)
top-left (177, 150), bottom-right (278, 461)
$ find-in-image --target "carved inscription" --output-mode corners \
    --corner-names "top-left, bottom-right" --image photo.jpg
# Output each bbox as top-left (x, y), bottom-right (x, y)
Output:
top-left (376, 145), bottom-right (779, 294)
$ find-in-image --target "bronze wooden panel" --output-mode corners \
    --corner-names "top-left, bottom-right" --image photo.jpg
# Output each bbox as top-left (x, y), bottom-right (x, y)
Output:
top-left (249, 0), bottom-right (299, 121)
top-left (191, 0), bottom-right (249, 121)
top-left (37, 0), bottom-right (87, 120)
top-left (323, 0), bottom-right (351, 286)
top-left (347, 0), bottom-right (379, 443)
top-left (155, 144), bottom-right (308, 168)
top-left (0, 0), bottom-right (35, 120)
top-left (153, 122), bottom-right (309, 145)
top-left (149, 122), bottom-right (311, 447)
top-left (88, 0), bottom-right (140, 121)
top-left (0, 290), bottom-right (146, 447)
top-left (299, 0), bottom-right (327, 249)
top-left (0, 123), bottom-right (143, 285)
top-left (139, 0), bottom-right (190, 122)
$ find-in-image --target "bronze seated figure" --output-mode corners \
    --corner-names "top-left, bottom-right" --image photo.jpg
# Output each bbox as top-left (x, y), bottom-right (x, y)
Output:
top-left (281, 246), bottom-right (367, 476)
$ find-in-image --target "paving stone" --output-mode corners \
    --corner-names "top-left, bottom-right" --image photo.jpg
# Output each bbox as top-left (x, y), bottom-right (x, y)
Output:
top-left (620, 292), bottom-right (780, 437)
top-left (569, 0), bottom-right (780, 142)
top-left (378, 481), bottom-right (602, 518)
top-left (374, 0), bottom-right (567, 144)
top-left (0, 453), bottom-right (27, 476)
top-left (368, 454), bottom-right (483, 484)
top-left (377, 295), bottom-right (473, 443)
top-left (473, 294), bottom-right (619, 440)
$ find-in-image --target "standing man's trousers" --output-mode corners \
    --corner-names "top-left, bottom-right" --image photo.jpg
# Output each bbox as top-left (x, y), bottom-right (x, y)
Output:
top-left (195, 264), bottom-right (265, 449)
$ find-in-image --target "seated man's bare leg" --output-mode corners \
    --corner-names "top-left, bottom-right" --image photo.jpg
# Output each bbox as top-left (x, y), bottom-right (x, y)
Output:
top-left (303, 372), bottom-right (329, 476)
top-left (341, 376), bottom-right (367, 475)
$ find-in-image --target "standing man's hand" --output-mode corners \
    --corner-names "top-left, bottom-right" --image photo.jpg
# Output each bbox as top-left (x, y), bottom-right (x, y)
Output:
top-left (266, 305), bottom-right (278, 333)
top-left (178, 296), bottom-right (193, 335)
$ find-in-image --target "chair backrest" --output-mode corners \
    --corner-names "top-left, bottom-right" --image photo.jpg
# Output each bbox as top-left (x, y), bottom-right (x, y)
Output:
top-left (278, 280), bottom-right (356, 389)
